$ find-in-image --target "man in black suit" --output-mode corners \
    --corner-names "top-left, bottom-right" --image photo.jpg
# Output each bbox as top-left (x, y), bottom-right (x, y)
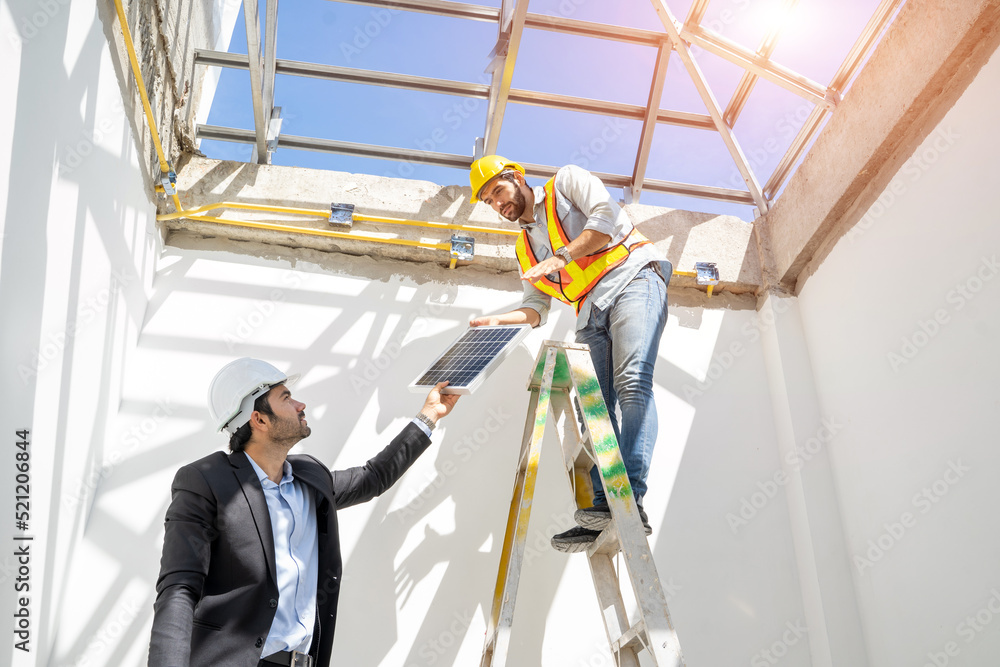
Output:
top-left (148, 357), bottom-right (459, 667)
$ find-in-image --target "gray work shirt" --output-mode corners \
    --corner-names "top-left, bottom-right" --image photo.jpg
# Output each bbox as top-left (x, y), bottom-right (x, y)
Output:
top-left (518, 164), bottom-right (670, 331)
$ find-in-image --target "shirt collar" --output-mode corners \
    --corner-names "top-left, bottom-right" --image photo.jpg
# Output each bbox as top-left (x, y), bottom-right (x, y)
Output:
top-left (519, 185), bottom-right (547, 230)
top-left (246, 454), bottom-right (294, 488)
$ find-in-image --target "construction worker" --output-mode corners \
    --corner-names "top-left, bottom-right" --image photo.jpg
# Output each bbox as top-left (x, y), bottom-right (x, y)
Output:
top-left (468, 156), bottom-right (671, 553)
top-left (148, 357), bottom-right (459, 667)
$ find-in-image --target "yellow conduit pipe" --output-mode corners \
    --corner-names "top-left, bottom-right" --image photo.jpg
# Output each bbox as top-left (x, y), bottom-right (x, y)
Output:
top-left (353, 213), bottom-right (520, 237)
top-left (673, 270), bottom-right (715, 297)
top-left (115, 0), bottom-right (503, 261)
top-left (112, 0), bottom-right (182, 212)
top-left (182, 215), bottom-right (451, 251)
top-left (157, 202), bottom-right (520, 237)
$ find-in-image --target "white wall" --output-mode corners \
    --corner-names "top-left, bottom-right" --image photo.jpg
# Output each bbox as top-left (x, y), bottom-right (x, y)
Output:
top-left (0, 1), bottom-right (899, 665)
top-left (0, 1), bottom-right (158, 665)
top-left (797, 50), bottom-right (1000, 667)
top-left (60, 245), bottom-right (805, 667)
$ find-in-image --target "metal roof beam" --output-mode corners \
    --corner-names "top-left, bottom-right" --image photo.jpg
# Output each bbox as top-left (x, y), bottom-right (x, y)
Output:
top-left (630, 42), bottom-right (672, 203)
top-left (196, 50), bottom-right (716, 131)
top-left (262, 0), bottom-right (279, 134)
top-left (523, 13), bottom-right (665, 47)
top-left (483, 0), bottom-right (530, 155)
top-left (331, 0), bottom-right (498, 22)
top-left (196, 124), bottom-right (755, 206)
top-left (763, 105), bottom-right (827, 200)
top-left (680, 23), bottom-right (836, 109)
top-left (332, 0), bottom-right (668, 48)
top-left (241, 0), bottom-right (268, 162)
top-left (829, 0), bottom-right (905, 93)
top-left (649, 0), bottom-right (768, 213)
top-left (762, 0), bottom-right (904, 199)
top-left (508, 90), bottom-right (646, 120)
top-left (723, 0), bottom-right (798, 127)
top-left (197, 124), bottom-right (473, 169)
top-left (683, 0), bottom-right (711, 27)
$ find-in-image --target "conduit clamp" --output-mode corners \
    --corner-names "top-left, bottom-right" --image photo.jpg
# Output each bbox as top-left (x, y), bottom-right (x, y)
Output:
top-left (449, 234), bottom-right (475, 269)
top-left (329, 203), bottom-right (355, 228)
top-left (158, 168), bottom-right (177, 196)
top-left (695, 261), bottom-right (719, 286)
top-left (695, 261), bottom-right (720, 297)
top-left (674, 261), bottom-right (721, 297)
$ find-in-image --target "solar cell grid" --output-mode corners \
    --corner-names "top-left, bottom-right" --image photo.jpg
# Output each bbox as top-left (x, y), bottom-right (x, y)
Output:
top-left (411, 325), bottom-right (530, 394)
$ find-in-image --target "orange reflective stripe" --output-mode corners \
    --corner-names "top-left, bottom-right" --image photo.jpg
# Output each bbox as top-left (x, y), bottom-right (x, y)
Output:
top-left (516, 230), bottom-right (568, 306)
top-left (543, 180), bottom-right (573, 248)
top-left (540, 178), bottom-right (651, 304)
top-left (515, 178), bottom-right (654, 315)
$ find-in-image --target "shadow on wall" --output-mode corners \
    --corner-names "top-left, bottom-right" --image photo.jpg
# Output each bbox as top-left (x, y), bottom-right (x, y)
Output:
top-left (73, 235), bottom-right (581, 666)
top-left (332, 342), bottom-right (542, 667)
top-left (651, 309), bottom-right (809, 666)
top-left (1, 1), bottom-right (160, 665)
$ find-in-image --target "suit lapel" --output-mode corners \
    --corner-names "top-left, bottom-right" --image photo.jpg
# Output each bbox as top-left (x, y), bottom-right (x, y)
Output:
top-left (230, 451), bottom-right (278, 585)
top-left (289, 456), bottom-right (335, 508)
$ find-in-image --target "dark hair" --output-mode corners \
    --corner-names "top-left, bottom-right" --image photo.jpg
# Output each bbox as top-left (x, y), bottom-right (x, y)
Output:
top-left (228, 384), bottom-right (279, 453)
top-left (498, 170), bottom-right (521, 186)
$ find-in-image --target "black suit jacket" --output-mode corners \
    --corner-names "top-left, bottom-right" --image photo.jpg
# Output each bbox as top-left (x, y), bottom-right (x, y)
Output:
top-left (148, 422), bottom-right (431, 667)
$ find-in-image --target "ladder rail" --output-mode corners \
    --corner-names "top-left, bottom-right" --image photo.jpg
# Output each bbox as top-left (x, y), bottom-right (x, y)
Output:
top-left (564, 347), bottom-right (685, 667)
top-left (480, 347), bottom-right (559, 667)
top-left (481, 342), bottom-right (686, 667)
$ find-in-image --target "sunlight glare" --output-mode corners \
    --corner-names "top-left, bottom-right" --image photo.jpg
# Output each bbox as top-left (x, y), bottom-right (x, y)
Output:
top-left (746, 0), bottom-right (805, 40)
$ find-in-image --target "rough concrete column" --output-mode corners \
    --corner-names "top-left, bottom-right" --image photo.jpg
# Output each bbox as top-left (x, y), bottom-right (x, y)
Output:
top-left (759, 294), bottom-right (869, 667)
top-left (99, 0), bottom-right (236, 196)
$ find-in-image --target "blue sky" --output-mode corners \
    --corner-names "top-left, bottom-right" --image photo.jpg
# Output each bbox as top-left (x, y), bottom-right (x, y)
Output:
top-left (200, 0), bottom-right (888, 220)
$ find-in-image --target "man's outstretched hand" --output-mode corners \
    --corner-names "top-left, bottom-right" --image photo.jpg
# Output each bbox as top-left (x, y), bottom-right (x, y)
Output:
top-left (520, 255), bottom-right (568, 284)
top-left (469, 307), bottom-right (540, 329)
top-left (419, 381), bottom-right (460, 425)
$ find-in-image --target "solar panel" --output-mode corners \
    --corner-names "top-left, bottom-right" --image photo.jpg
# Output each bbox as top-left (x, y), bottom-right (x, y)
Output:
top-left (410, 324), bottom-right (532, 395)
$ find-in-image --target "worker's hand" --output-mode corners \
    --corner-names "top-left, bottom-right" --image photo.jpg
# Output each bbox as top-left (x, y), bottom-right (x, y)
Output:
top-left (419, 381), bottom-right (459, 424)
top-left (469, 316), bottom-right (501, 327)
top-left (521, 255), bottom-right (568, 284)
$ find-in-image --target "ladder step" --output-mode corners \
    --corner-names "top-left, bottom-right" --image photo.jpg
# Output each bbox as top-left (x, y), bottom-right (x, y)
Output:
top-left (587, 526), bottom-right (621, 557)
top-left (611, 620), bottom-right (647, 655)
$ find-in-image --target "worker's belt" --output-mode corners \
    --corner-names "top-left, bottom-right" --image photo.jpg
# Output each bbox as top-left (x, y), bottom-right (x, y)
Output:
top-left (260, 650), bottom-right (313, 667)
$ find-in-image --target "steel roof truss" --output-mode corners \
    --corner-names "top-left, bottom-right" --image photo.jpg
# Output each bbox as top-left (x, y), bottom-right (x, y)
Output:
top-left (483, 0), bottom-right (530, 155)
top-left (629, 42), bottom-right (672, 204)
top-left (723, 0), bottom-right (799, 127)
top-left (242, 0), bottom-right (269, 163)
top-left (762, 0), bottom-right (903, 199)
top-left (649, 0), bottom-right (769, 213)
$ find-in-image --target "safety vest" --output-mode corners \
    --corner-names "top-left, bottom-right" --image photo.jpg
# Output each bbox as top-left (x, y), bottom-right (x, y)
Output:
top-left (515, 178), bottom-right (651, 314)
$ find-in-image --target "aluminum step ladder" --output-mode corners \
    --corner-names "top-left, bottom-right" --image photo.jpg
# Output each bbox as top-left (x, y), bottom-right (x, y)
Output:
top-left (480, 341), bottom-right (685, 667)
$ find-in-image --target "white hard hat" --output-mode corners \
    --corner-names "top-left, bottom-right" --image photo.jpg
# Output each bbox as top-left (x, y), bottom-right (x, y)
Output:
top-left (208, 358), bottom-right (299, 435)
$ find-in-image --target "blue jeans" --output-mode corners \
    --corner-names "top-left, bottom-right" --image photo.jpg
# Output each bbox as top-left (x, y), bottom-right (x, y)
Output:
top-left (577, 264), bottom-right (668, 507)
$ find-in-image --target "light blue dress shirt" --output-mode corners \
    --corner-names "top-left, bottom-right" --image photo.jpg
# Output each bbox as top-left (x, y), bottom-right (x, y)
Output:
top-left (247, 418), bottom-right (431, 657)
top-left (247, 457), bottom-right (318, 657)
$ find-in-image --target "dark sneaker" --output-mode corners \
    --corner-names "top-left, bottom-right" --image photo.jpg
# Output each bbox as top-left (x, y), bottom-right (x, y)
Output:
top-left (550, 525), bottom-right (602, 553)
top-left (574, 504), bottom-right (612, 531)
top-left (574, 503), bottom-right (653, 536)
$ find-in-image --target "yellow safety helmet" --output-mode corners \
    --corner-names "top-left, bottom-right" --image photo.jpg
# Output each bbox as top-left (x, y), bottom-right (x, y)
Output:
top-left (469, 155), bottom-right (524, 202)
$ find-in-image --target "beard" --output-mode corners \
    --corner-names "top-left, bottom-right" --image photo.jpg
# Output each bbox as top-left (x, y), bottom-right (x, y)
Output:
top-left (271, 411), bottom-right (311, 443)
top-left (500, 186), bottom-right (527, 222)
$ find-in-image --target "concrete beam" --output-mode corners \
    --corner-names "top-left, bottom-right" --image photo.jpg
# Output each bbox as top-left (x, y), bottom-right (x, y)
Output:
top-left (164, 156), bottom-right (760, 307)
top-left (761, 0), bottom-right (1000, 293)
